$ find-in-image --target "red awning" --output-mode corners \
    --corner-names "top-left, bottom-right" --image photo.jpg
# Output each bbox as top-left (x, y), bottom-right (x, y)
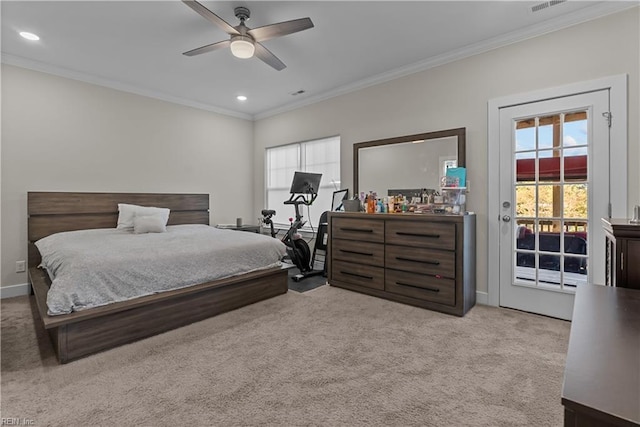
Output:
top-left (516, 155), bottom-right (587, 181)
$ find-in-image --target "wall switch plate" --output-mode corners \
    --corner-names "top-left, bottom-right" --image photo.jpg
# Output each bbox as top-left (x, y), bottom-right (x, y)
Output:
top-left (15, 260), bottom-right (26, 273)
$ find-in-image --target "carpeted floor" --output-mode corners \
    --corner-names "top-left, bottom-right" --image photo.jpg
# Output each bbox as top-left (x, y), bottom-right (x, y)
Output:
top-left (1, 286), bottom-right (570, 426)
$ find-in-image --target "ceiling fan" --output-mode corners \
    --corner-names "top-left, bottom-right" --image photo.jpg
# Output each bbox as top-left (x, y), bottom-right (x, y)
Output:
top-left (182, 0), bottom-right (314, 71)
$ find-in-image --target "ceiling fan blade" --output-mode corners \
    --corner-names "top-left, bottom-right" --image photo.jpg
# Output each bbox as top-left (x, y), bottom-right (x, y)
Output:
top-left (182, 0), bottom-right (240, 36)
top-left (183, 40), bottom-right (231, 56)
top-left (248, 17), bottom-right (314, 43)
top-left (254, 42), bottom-right (286, 71)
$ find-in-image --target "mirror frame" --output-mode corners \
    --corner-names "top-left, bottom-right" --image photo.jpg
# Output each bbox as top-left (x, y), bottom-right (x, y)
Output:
top-left (353, 127), bottom-right (466, 196)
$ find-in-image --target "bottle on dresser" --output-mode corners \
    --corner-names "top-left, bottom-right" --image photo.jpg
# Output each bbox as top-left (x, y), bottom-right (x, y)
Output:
top-left (367, 192), bottom-right (375, 213)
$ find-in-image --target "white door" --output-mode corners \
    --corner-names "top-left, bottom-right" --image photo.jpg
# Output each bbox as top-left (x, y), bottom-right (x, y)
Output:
top-left (498, 90), bottom-right (610, 320)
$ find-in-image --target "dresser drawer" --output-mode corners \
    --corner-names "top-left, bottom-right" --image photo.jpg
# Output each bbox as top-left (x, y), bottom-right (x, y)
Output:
top-left (331, 260), bottom-right (384, 290)
top-left (332, 239), bottom-right (384, 266)
top-left (332, 217), bottom-right (384, 243)
top-left (386, 245), bottom-right (455, 278)
top-left (386, 220), bottom-right (456, 250)
top-left (385, 269), bottom-right (455, 306)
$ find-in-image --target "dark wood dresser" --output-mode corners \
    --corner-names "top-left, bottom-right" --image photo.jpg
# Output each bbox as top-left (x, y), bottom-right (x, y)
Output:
top-left (562, 284), bottom-right (640, 427)
top-left (327, 212), bottom-right (476, 316)
top-left (602, 218), bottom-right (640, 289)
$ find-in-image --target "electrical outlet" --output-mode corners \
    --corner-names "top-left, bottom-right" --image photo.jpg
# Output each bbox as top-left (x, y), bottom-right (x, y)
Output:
top-left (15, 260), bottom-right (26, 273)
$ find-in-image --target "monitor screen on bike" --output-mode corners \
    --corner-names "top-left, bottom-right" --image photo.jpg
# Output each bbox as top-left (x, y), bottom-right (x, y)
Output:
top-left (289, 171), bottom-right (322, 195)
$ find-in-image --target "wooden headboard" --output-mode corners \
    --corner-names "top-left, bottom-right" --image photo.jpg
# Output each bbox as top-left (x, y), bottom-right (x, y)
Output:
top-left (27, 192), bottom-right (209, 269)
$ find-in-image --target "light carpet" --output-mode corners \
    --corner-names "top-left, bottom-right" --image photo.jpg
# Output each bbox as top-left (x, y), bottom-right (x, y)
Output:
top-left (1, 286), bottom-right (570, 426)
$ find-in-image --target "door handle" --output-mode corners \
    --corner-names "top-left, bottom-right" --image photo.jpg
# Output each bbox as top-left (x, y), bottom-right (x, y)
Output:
top-left (502, 215), bottom-right (511, 222)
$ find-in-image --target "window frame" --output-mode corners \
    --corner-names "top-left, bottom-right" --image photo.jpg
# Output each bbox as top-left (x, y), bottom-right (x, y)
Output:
top-left (265, 136), bottom-right (341, 232)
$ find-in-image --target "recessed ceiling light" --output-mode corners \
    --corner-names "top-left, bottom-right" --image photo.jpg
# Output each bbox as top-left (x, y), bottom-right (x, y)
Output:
top-left (237, 95), bottom-right (247, 101)
top-left (19, 31), bottom-right (40, 41)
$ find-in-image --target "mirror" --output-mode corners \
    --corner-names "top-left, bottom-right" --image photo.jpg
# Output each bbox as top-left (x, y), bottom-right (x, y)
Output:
top-left (354, 128), bottom-right (466, 197)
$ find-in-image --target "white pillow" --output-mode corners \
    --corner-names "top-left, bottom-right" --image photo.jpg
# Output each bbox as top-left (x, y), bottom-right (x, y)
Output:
top-left (133, 215), bottom-right (167, 234)
top-left (117, 203), bottom-right (170, 230)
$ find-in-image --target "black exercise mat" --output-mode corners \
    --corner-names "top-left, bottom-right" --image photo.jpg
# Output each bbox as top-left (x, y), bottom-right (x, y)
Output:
top-left (287, 268), bottom-right (327, 293)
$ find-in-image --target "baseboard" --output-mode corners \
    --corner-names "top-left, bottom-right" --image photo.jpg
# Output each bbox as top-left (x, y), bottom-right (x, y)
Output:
top-left (476, 290), bottom-right (489, 306)
top-left (1, 283), bottom-right (31, 299)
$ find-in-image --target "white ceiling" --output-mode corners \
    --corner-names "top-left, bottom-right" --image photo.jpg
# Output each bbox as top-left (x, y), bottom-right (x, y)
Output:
top-left (1, 1), bottom-right (636, 119)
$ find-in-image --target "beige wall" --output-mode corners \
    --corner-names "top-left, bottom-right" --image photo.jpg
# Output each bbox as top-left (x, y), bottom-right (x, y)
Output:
top-left (253, 8), bottom-right (640, 296)
top-left (2, 9), bottom-right (638, 293)
top-left (1, 65), bottom-right (254, 287)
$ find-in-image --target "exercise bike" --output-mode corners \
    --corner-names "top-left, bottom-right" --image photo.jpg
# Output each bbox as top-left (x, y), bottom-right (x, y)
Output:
top-left (261, 172), bottom-right (327, 282)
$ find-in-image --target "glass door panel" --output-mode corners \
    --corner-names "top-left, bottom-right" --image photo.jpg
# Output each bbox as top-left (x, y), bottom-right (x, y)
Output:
top-left (513, 111), bottom-right (589, 290)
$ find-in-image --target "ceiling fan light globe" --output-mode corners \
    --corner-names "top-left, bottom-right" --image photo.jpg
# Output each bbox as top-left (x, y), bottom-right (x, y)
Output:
top-left (230, 37), bottom-right (255, 59)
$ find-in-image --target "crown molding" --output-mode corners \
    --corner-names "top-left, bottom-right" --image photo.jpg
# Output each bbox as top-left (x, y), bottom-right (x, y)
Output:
top-left (254, 2), bottom-right (638, 120)
top-left (2, 2), bottom-right (636, 122)
top-left (0, 53), bottom-right (253, 121)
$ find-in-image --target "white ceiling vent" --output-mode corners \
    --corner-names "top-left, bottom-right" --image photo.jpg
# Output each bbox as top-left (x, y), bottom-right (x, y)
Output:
top-left (531, 0), bottom-right (567, 13)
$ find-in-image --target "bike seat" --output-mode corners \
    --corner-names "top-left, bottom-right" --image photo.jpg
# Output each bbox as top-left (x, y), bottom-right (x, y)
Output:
top-left (261, 209), bottom-right (276, 216)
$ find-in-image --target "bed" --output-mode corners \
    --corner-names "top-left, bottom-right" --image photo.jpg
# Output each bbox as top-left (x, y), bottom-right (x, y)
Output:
top-left (27, 192), bottom-right (289, 363)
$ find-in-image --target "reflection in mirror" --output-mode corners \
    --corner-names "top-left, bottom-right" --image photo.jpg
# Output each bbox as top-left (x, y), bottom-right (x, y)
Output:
top-left (359, 136), bottom-right (457, 197)
top-left (354, 128), bottom-right (466, 197)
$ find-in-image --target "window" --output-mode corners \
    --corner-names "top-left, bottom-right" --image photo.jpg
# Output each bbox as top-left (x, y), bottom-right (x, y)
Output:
top-left (513, 111), bottom-right (589, 288)
top-left (265, 136), bottom-right (340, 230)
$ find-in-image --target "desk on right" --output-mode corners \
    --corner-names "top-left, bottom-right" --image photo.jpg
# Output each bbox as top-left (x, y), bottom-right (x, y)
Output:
top-left (562, 284), bottom-right (640, 426)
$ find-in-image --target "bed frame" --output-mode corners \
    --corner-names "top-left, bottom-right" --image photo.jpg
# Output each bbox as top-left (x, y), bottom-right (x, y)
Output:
top-left (27, 192), bottom-right (288, 363)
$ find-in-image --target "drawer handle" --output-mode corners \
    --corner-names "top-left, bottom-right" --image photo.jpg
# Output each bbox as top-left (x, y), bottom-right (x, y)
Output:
top-left (341, 271), bottom-right (373, 280)
top-left (396, 256), bottom-right (440, 266)
top-left (341, 227), bottom-right (374, 233)
top-left (340, 249), bottom-right (373, 257)
top-left (396, 232), bottom-right (440, 239)
top-left (396, 281), bottom-right (440, 293)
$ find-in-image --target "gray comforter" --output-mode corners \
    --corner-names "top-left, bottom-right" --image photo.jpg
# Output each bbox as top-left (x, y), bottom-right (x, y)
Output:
top-left (35, 224), bottom-right (287, 315)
